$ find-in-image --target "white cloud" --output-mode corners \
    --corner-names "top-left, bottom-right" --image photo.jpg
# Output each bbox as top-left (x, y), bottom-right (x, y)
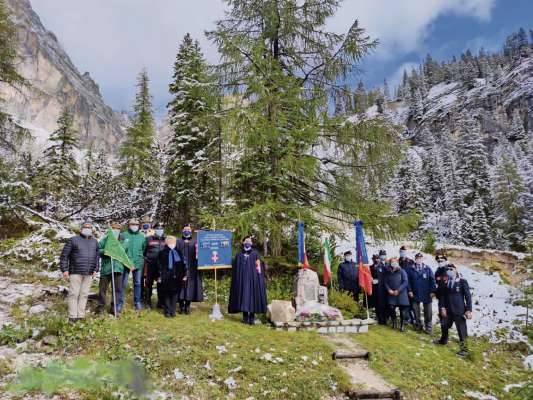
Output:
top-left (29, 0), bottom-right (496, 115)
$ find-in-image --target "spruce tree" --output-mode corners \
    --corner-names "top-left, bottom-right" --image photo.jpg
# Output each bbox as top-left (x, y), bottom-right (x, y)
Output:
top-left (41, 108), bottom-right (79, 212)
top-left (119, 69), bottom-right (157, 188)
top-left (207, 0), bottom-right (414, 255)
top-left (160, 33), bottom-right (219, 229)
top-left (508, 108), bottom-right (527, 142)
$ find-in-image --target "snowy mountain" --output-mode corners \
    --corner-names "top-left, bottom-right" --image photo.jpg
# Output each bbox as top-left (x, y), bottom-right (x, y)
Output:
top-left (357, 30), bottom-right (533, 251)
top-left (0, 0), bottom-right (126, 151)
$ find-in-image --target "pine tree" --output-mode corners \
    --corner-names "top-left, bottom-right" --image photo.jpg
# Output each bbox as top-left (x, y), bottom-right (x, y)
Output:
top-left (119, 69), bottom-right (157, 188)
top-left (455, 116), bottom-right (493, 246)
top-left (394, 151), bottom-right (424, 215)
top-left (206, 0), bottom-right (413, 255)
top-left (382, 79), bottom-right (391, 101)
top-left (354, 80), bottom-right (368, 113)
top-left (160, 33), bottom-right (219, 229)
top-left (492, 155), bottom-right (528, 250)
top-left (41, 108), bottom-right (79, 212)
top-left (507, 108), bottom-right (527, 142)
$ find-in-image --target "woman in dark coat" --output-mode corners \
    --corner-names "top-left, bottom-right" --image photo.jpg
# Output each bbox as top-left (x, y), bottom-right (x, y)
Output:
top-left (157, 236), bottom-right (187, 318)
top-left (177, 224), bottom-right (203, 315)
top-left (384, 258), bottom-right (410, 332)
top-left (228, 237), bottom-right (267, 325)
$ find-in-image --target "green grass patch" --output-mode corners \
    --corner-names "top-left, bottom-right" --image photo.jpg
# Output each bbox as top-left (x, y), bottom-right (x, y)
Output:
top-left (353, 325), bottom-right (533, 400)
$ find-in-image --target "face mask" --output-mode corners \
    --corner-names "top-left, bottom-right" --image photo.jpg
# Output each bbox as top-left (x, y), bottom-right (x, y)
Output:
top-left (438, 261), bottom-right (447, 268)
top-left (415, 259), bottom-right (423, 265)
top-left (183, 230), bottom-right (192, 238)
top-left (446, 270), bottom-right (456, 279)
top-left (155, 229), bottom-right (164, 237)
top-left (168, 243), bottom-right (176, 250)
top-left (130, 226), bottom-right (139, 233)
top-left (112, 229), bottom-right (120, 238)
top-left (345, 256), bottom-right (353, 263)
top-left (81, 228), bottom-right (92, 237)
top-left (379, 255), bottom-right (386, 261)
top-left (243, 243), bottom-right (252, 251)
top-left (399, 250), bottom-right (407, 258)
top-left (143, 224), bottom-right (150, 230)
top-left (391, 263), bottom-right (400, 270)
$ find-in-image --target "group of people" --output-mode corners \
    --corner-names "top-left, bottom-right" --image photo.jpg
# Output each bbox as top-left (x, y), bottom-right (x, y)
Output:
top-left (59, 220), bottom-right (268, 325)
top-left (338, 246), bottom-right (473, 357)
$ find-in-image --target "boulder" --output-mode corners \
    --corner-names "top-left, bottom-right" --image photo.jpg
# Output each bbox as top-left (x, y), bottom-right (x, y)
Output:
top-left (294, 268), bottom-right (320, 310)
top-left (267, 300), bottom-right (296, 323)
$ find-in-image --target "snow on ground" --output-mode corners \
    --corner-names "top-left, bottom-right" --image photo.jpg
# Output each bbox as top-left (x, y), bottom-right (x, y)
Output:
top-left (427, 82), bottom-right (458, 100)
top-left (335, 229), bottom-right (529, 343)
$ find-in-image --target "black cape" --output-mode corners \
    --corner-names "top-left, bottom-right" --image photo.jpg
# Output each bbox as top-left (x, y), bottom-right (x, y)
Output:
top-left (177, 237), bottom-right (204, 302)
top-left (157, 246), bottom-right (187, 295)
top-left (228, 249), bottom-right (267, 314)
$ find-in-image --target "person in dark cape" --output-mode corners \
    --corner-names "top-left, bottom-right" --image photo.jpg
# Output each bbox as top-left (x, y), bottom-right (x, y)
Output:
top-left (177, 224), bottom-right (203, 314)
top-left (228, 237), bottom-right (267, 325)
top-left (157, 236), bottom-right (187, 318)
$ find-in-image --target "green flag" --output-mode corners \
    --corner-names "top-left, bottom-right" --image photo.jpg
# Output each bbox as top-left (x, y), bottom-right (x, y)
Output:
top-left (103, 229), bottom-right (134, 269)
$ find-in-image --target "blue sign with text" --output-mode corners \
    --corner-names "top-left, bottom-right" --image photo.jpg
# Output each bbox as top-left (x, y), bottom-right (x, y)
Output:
top-left (197, 230), bottom-right (233, 270)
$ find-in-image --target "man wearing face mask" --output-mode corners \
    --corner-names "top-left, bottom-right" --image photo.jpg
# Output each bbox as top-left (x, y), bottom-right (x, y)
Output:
top-left (157, 236), bottom-right (187, 318)
top-left (97, 222), bottom-right (125, 316)
top-left (384, 258), bottom-right (410, 332)
top-left (228, 237), bottom-right (268, 325)
top-left (177, 224), bottom-right (203, 315)
top-left (337, 251), bottom-right (360, 304)
top-left (143, 222), bottom-right (166, 309)
top-left (435, 264), bottom-right (473, 357)
top-left (141, 216), bottom-right (154, 237)
top-left (118, 219), bottom-right (146, 311)
top-left (59, 221), bottom-right (99, 323)
top-left (406, 253), bottom-right (436, 333)
top-left (369, 252), bottom-right (389, 325)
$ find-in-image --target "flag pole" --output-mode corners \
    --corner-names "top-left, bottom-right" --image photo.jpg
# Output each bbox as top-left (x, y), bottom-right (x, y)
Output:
top-left (365, 291), bottom-right (370, 320)
top-left (111, 259), bottom-right (117, 318)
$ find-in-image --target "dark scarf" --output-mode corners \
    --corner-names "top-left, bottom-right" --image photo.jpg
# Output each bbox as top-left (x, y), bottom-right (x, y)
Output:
top-left (167, 248), bottom-right (181, 271)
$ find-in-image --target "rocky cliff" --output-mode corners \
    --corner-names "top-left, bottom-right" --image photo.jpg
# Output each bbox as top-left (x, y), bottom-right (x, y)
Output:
top-left (0, 0), bottom-right (126, 151)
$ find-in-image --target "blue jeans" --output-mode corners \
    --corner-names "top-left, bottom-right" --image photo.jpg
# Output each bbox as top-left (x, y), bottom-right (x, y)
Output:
top-left (117, 268), bottom-right (142, 311)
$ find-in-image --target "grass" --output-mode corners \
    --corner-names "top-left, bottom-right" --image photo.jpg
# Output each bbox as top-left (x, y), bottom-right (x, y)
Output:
top-left (352, 325), bottom-right (533, 400)
top-left (4, 297), bottom-right (350, 399)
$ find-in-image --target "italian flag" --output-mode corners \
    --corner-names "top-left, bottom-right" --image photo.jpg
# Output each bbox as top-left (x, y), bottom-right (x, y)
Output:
top-left (322, 238), bottom-right (333, 285)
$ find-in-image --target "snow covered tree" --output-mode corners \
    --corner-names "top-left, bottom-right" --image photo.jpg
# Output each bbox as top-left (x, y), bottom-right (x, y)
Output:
top-left (394, 150), bottom-right (424, 215)
top-left (160, 33), bottom-right (219, 229)
top-left (119, 69), bottom-right (157, 188)
top-left (354, 80), bottom-right (368, 113)
top-left (492, 155), bottom-right (529, 251)
top-left (507, 108), bottom-right (527, 142)
top-left (40, 108), bottom-right (79, 209)
top-left (421, 145), bottom-right (447, 214)
top-left (455, 116), bottom-right (493, 246)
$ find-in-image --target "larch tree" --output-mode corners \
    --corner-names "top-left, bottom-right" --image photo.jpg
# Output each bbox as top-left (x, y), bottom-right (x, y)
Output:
top-left (207, 0), bottom-right (416, 256)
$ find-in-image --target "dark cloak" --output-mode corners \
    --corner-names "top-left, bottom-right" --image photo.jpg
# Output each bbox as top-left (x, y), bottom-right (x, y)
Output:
top-left (157, 246), bottom-right (187, 294)
top-left (228, 249), bottom-right (267, 314)
top-left (177, 237), bottom-right (204, 302)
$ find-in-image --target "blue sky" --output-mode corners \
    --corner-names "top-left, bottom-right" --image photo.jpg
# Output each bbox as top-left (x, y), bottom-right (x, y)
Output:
top-left (30, 0), bottom-right (532, 120)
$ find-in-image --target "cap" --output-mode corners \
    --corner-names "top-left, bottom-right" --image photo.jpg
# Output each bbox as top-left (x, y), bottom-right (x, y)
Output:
top-left (415, 252), bottom-right (423, 258)
top-left (128, 218), bottom-right (139, 225)
top-left (153, 222), bottom-right (164, 229)
top-left (81, 220), bottom-right (93, 228)
top-left (400, 245), bottom-right (408, 251)
top-left (110, 221), bottom-right (121, 229)
top-left (435, 254), bottom-right (447, 261)
top-left (142, 216), bottom-right (152, 223)
top-left (344, 250), bottom-right (353, 256)
top-left (379, 249), bottom-right (387, 256)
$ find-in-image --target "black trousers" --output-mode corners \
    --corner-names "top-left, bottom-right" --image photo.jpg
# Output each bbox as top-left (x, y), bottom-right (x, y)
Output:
top-left (412, 302), bottom-right (433, 331)
top-left (164, 292), bottom-right (179, 316)
top-left (389, 305), bottom-right (409, 324)
top-left (98, 273), bottom-right (123, 313)
top-left (144, 273), bottom-right (163, 307)
top-left (440, 313), bottom-right (468, 343)
top-left (375, 305), bottom-right (389, 325)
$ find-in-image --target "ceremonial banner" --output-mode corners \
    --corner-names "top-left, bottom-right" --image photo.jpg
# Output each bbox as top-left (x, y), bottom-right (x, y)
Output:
top-left (197, 230), bottom-right (233, 270)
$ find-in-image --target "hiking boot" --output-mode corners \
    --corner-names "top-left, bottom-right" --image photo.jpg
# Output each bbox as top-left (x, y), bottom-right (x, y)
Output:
top-left (434, 338), bottom-right (447, 345)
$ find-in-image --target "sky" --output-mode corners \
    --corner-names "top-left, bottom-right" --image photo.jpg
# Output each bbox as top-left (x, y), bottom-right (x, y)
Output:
top-left (31, 0), bottom-right (533, 120)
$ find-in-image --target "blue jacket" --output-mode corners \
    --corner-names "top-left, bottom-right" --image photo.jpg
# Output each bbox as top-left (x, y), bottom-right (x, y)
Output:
top-left (406, 263), bottom-right (436, 304)
top-left (337, 261), bottom-right (359, 293)
top-left (438, 277), bottom-right (472, 316)
top-left (385, 268), bottom-right (410, 306)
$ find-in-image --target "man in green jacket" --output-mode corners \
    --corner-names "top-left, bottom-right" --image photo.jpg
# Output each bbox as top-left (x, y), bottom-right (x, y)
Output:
top-left (117, 218), bottom-right (146, 311)
top-left (97, 222), bottom-right (125, 316)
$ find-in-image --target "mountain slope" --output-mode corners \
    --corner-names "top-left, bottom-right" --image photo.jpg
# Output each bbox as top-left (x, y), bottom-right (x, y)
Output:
top-left (0, 0), bottom-right (125, 150)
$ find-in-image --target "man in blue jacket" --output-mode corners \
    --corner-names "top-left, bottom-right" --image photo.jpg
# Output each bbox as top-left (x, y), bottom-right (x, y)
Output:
top-left (337, 251), bottom-right (359, 303)
top-left (385, 258), bottom-right (410, 332)
top-left (407, 253), bottom-right (436, 333)
top-left (435, 264), bottom-right (473, 357)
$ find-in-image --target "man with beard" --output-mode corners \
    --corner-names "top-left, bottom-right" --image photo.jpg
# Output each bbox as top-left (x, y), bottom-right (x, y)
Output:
top-left (177, 224), bottom-right (203, 314)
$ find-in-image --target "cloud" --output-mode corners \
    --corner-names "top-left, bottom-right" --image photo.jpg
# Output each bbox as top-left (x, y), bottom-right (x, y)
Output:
top-left (30, 0), bottom-right (496, 117)
top-left (388, 62), bottom-right (420, 93)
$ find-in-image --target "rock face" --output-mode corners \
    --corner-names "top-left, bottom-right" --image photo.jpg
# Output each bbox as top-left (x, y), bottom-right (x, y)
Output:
top-left (0, 0), bottom-right (126, 151)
